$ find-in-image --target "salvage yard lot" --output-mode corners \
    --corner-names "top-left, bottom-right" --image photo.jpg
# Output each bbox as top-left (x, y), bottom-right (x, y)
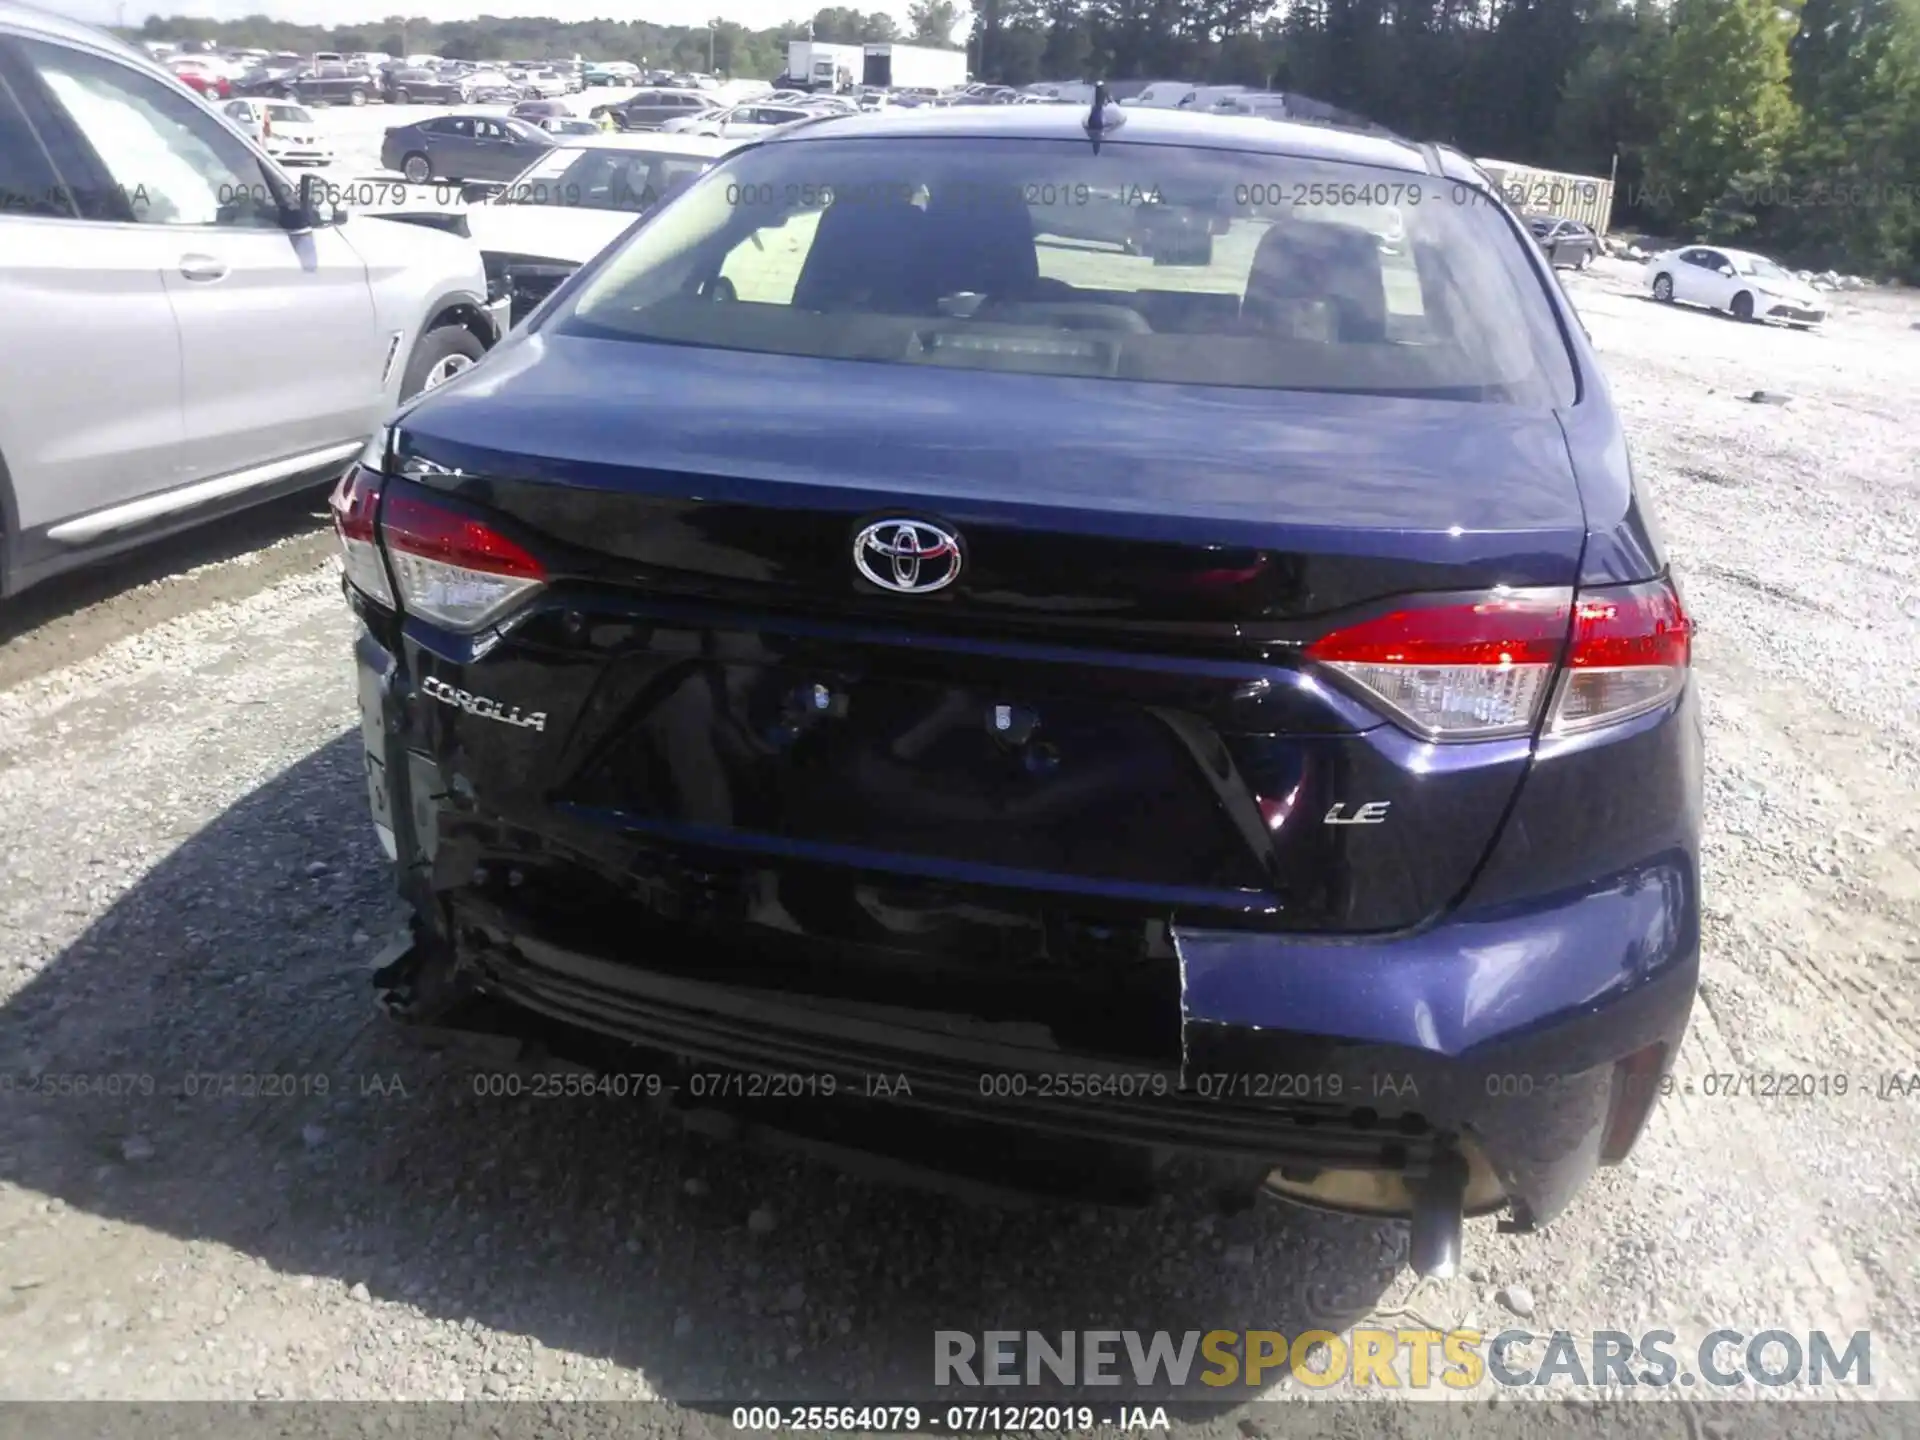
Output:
top-left (0, 218), bottom-right (1916, 1427)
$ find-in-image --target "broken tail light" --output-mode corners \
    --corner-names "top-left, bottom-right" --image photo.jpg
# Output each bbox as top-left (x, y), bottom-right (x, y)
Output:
top-left (329, 466), bottom-right (393, 608)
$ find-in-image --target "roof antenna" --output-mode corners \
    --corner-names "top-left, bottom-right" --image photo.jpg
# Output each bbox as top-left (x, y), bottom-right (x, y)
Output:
top-left (1084, 79), bottom-right (1124, 149)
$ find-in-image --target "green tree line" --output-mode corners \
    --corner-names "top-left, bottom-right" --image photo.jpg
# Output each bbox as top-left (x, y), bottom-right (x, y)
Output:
top-left (969, 0), bottom-right (1918, 276)
top-left (132, 0), bottom-right (1919, 277)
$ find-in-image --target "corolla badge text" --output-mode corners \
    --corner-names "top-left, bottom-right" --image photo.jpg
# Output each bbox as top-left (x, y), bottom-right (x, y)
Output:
top-left (420, 675), bottom-right (547, 732)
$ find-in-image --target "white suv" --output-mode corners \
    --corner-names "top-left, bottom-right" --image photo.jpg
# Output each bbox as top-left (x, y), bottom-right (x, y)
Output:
top-left (0, 3), bottom-right (509, 597)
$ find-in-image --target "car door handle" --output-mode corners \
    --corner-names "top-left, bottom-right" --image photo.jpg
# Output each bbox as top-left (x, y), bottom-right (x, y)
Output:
top-left (179, 254), bottom-right (228, 282)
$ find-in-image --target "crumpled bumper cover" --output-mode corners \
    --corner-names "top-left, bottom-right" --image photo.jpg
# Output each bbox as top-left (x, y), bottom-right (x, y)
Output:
top-left (352, 620), bottom-right (1697, 1226)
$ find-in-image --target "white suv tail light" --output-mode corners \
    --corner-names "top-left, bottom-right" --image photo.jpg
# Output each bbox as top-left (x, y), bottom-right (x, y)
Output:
top-left (1306, 578), bottom-right (1691, 741)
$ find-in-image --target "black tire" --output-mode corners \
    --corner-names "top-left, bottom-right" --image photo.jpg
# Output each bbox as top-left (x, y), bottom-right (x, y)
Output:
top-left (707, 276), bottom-right (737, 302)
top-left (399, 325), bottom-right (486, 402)
top-left (392, 88), bottom-right (410, 104)
top-left (349, 88), bottom-right (368, 106)
top-left (1731, 291), bottom-right (1754, 322)
top-left (402, 152), bottom-right (433, 185)
top-left (1652, 272), bottom-right (1674, 302)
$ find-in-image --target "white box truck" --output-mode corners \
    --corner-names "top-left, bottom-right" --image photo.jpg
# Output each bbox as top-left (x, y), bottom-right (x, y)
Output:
top-left (861, 43), bottom-right (967, 91)
top-left (785, 40), bottom-right (863, 92)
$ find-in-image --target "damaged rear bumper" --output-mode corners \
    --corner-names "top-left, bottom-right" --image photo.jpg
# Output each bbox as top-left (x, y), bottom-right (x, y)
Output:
top-left (354, 621), bottom-right (1697, 1234)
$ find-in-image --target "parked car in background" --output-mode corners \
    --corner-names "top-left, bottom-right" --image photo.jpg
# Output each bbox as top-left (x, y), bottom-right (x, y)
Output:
top-left (231, 59), bottom-right (300, 95)
top-left (171, 65), bottom-right (229, 98)
top-left (384, 66), bottom-right (468, 104)
top-left (1642, 245), bottom-right (1826, 327)
top-left (221, 97), bottom-right (336, 166)
top-left (464, 70), bottom-right (522, 103)
top-left (381, 113), bottom-right (558, 184)
top-left (537, 116), bottom-right (602, 136)
top-left (0, 0), bottom-right (506, 599)
top-left (1526, 214), bottom-right (1599, 270)
top-left (337, 104), bottom-right (1699, 1274)
top-left (951, 83), bottom-right (1020, 104)
top-left (522, 67), bottom-right (570, 98)
top-left (662, 100), bottom-right (817, 138)
top-left (381, 132), bottom-right (739, 325)
top-left (168, 55), bottom-right (232, 97)
top-left (1024, 81), bottom-right (1094, 102)
top-left (1179, 84), bottom-right (1251, 108)
top-left (1210, 90), bottom-right (1385, 131)
top-left (1119, 80), bottom-right (1194, 107)
top-left (606, 87), bottom-right (712, 130)
top-left (582, 60), bottom-right (638, 86)
top-left (510, 97), bottom-right (577, 123)
top-left (271, 62), bottom-right (376, 106)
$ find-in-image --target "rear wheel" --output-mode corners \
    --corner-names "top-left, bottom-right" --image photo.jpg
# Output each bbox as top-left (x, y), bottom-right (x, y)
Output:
top-left (402, 152), bottom-right (433, 184)
top-left (1731, 291), bottom-right (1754, 322)
top-left (349, 88), bottom-right (368, 106)
top-left (399, 325), bottom-right (486, 401)
top-left (1652, 272), bottom-right (1674, 302)
top-left (392, 87), bottom-right (410, 104)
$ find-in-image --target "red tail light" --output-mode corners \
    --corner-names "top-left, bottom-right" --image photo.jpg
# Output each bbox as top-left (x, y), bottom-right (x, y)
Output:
top-left (1548, 577), bottom-right (1693, 735)
top-left (1306, 576), bottom-right (1692, 741)
top-left (329, 467), bottom-right (392, 607)
top-left (378, 492), bottom-right (546, 632)
top-left (1305, 587), bottom-right (1572, 739)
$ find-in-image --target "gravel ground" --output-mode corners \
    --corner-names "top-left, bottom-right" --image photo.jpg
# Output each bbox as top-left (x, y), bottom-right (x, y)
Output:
top-left (0, 256), bottom-right (1916, 1433)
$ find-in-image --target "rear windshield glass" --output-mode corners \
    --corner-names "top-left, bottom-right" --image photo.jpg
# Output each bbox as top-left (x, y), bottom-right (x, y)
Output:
top-left (555, 137), bottom-right (1578, 405)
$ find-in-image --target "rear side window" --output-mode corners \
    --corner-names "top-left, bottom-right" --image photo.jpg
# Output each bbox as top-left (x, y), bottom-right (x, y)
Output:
top-left (0, 65), bottom-right (73, 218)
top-left (557, 137), bottom-right (1578, 406)
top-left (21, 37), bottom-right (287, 228)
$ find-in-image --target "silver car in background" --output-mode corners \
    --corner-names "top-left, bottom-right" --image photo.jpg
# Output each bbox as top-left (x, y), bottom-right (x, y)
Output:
top-left (0, 1), bottom-right (508, 598)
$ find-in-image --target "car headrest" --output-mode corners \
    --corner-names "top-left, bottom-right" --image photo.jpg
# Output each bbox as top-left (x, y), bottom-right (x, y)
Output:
top-left (916, 181), bottom-right (1040, 301)
top-left (1242, 218), bottom-right (1389, 343)
top-left (790, 195), bottom-right (929, 313)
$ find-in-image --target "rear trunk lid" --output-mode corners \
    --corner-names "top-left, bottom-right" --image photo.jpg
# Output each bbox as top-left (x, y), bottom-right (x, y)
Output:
top-left (388, 339), bottom-right (1585, 933)
top-left (401, 335), bottom-right (1583, 628)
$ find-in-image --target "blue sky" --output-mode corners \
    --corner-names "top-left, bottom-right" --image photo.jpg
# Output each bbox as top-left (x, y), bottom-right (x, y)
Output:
top-left (40, 0), bottom-right (940, 35)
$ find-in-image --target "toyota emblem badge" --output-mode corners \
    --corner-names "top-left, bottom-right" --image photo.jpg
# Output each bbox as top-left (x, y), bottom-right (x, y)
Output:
top-left (852, 519), bottom-right (963, 595)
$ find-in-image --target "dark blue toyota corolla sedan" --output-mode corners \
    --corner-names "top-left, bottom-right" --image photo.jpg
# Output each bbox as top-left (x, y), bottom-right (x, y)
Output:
top-left (332, 98), bottom-right (1700, 1275)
